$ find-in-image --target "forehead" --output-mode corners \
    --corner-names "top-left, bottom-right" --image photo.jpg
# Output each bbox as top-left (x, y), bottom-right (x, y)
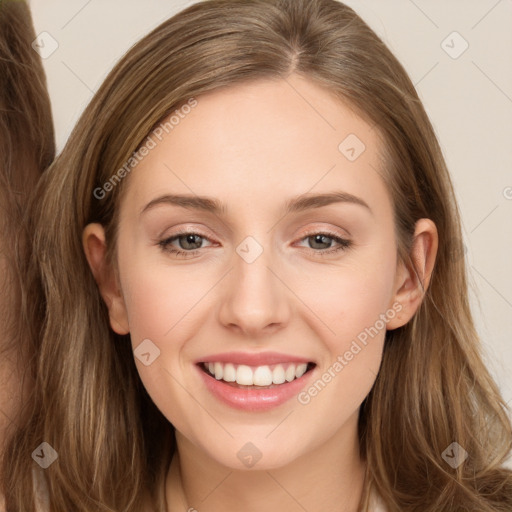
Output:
top-left (121, 75), bottom-right (390, 219)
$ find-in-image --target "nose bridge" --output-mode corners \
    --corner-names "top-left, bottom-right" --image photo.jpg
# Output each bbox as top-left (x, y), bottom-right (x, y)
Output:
top-left (218, 234), bottom-right (289, 335)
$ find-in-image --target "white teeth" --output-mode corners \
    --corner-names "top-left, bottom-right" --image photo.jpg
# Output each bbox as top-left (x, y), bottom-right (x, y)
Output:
top-left (223, 363), bottom-right (236, 382)
top-left (214, 362), bottom-right (223, 380)
top-left (236, 365), bottom-right (254, 385)
top-left (203, 361), bottom-right (312, 386)
top-left (272, 364), bottom-right (286, 384)
top-left (253, 366), bottom-right (273, 386)
top-left (285, 365), bottom-right (296, 382)
top-left (295, 363), bottom-right (307, 379)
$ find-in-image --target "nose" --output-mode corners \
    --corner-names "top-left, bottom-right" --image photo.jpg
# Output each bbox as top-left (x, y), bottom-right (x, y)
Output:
top-left (217, 240), bottom-right (291, 338)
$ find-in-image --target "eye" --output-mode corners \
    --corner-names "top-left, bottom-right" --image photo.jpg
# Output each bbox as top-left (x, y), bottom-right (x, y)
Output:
top-left (158, 229), bottom-right (352, 259)
top-left (296, 231), bottom-right (352, 256)
top-left (159, 231), bottom-right (214, 258)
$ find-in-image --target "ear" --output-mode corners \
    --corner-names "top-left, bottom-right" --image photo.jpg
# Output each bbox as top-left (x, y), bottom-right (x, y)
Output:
top-left (386, 218), bottom-right (438, 330)
top-left (82, 223), bottom-right (130, 335)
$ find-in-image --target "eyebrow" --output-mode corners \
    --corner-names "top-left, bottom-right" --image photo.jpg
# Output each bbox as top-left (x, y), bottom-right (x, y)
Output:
top-left (140, 191), bottom-right (372, 217)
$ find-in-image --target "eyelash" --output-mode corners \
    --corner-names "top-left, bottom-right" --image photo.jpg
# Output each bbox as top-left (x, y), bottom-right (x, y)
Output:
top-left (158, 229), bottom-right (352, 259)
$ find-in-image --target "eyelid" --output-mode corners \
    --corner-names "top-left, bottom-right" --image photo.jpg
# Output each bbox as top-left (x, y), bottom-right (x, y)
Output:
top-left (157, 224), bottom-right (217, 241)
top-left (295, 226), bottom-right (349, 239)
top-left (294, 221), bottom-right (351, 239)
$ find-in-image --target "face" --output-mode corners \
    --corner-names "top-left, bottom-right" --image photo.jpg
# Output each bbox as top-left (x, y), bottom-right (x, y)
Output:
top-left (85, 73), bottom-right (434, 471)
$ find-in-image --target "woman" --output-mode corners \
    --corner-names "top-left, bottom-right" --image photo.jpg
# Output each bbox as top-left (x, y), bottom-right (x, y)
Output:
top-left (0, 0), bottom-right (55, 499)
top-left (3, 0), bottom-right (511, 511)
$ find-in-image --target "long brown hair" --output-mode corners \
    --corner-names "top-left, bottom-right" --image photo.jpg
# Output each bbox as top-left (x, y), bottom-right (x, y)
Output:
top-left (3, 0), bottom-right (511, 510)
top-left (0, 0), bottom-right (55, 478)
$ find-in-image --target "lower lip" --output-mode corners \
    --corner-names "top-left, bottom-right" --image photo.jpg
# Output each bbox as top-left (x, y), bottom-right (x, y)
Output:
top-left (196, 364), bottom-right (315, 412)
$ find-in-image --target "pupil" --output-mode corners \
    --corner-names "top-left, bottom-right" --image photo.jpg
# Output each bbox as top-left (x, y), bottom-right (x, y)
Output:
top-left (181, 234), bottom-right (201, 250)
top-left (311, 234), bottom-right (330, 249)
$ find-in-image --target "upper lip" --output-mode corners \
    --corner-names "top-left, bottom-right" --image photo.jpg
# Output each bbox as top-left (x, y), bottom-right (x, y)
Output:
top-left (196, 351), bottom-right (314, 367)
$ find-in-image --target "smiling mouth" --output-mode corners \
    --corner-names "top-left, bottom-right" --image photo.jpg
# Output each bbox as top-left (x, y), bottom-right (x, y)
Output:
top-left (198, 361), bottom-right (316, 388)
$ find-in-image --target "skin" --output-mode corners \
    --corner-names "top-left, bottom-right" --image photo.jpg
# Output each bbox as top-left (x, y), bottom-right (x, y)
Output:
top-left (83, 73), bottom-right (437, 512)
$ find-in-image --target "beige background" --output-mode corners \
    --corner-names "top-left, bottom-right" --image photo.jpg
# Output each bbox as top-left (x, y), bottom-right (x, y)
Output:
top-left (29, 0), bottom-right (512, 429)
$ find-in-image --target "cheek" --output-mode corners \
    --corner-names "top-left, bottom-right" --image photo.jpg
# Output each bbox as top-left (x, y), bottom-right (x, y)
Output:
top-left (117, 256), bottom-right (207, 427)
top-left (120, 261), bottom-right (201, 345)
top-left (293, 260), bottom-right (396, 428)
top-left (115, 224), bottom-right (210, 333)
top-left (293, 246), bottom-right (397, 348)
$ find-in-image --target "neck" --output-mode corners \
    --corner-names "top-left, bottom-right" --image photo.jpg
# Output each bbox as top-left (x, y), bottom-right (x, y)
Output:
top-left (166, 412), bottom-right (366, 512)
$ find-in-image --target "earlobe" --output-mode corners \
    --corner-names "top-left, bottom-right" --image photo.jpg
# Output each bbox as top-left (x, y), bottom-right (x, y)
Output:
top-left (82, 223), bottom-right (130, 335)
top-left (386, 218), bottom-right (438, 330)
